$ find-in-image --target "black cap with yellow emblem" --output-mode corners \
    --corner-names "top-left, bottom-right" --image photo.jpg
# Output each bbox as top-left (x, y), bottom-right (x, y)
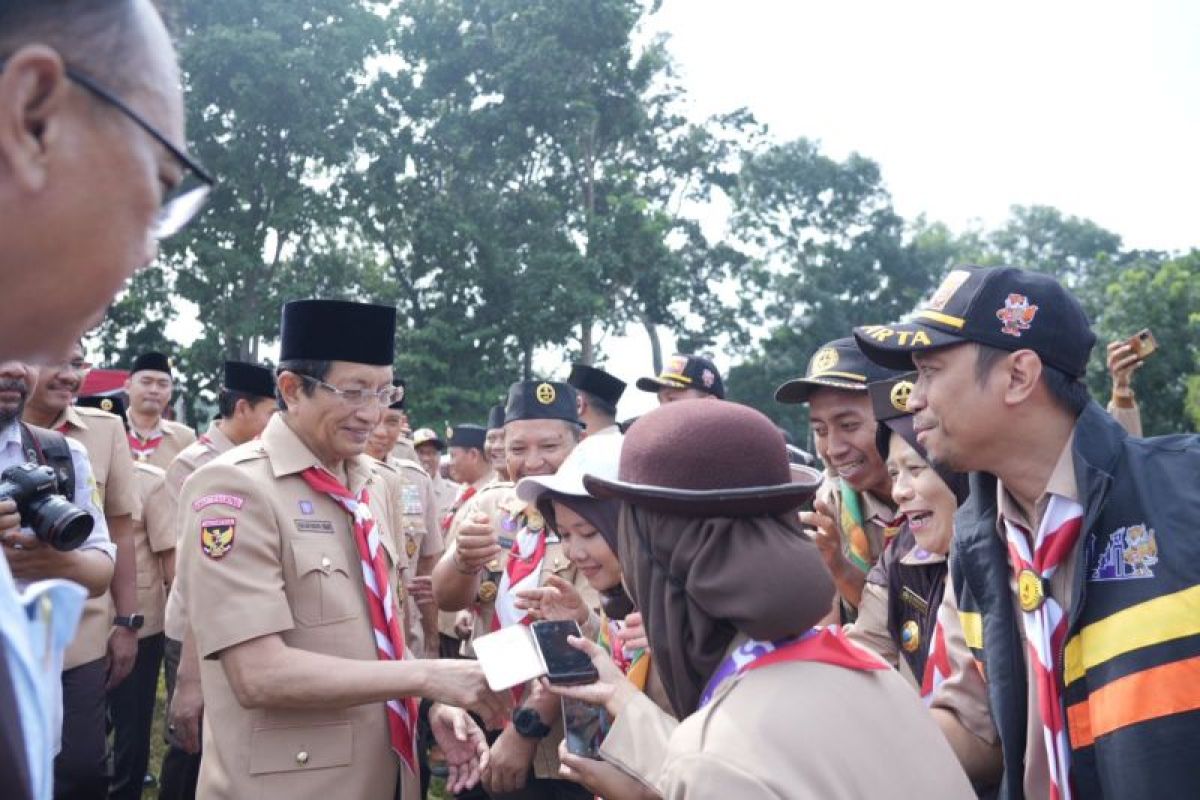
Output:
top-left (77, 394), bottom-right (127, 427)
top-left (774, 337), bottom-right (903, 404)
top-left (635, 354), bottom-right (724, 399)
top-left (504, 380), bottom-right (580, 425)
top-left (853, 266), bottom-right (1096, 378)
top-left (868, 373), bottom-right (968, 505)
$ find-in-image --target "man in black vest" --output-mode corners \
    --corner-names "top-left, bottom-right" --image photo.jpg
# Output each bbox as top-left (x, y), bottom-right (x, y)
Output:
top-left (855, 266), bottom-right (1200, 799)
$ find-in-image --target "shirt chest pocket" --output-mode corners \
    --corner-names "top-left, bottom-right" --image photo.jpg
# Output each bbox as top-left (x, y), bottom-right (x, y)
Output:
top-left (291, 540), bottom-right (361, 627)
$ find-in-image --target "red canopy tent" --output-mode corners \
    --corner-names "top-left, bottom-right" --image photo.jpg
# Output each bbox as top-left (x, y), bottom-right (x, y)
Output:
top-left (79, 368), bottom-right (128, 397)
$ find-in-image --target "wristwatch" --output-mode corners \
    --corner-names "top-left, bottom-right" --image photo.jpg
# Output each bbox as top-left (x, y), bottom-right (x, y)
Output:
top-left (512, 707), bottom-right (552, 739)
top-left (113, 614), bottom-right (144, 631)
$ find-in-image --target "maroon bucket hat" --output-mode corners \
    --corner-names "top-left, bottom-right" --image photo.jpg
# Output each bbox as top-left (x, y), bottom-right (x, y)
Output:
top-left (583, 399), bottom-right (822, 516)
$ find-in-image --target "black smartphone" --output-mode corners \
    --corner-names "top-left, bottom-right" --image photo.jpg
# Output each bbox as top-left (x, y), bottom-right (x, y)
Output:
top-left (562, 696), bottom-right (609, 759)
top-left (531, 620), bottom-right (599, 685)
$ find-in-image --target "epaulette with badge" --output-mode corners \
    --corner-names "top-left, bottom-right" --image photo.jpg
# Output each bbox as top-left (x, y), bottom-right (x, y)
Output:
top-left (132, 460), bottom-right (166, 479)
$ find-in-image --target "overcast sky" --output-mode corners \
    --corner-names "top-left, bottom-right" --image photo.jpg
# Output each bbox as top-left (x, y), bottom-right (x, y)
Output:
top-left (602, 0), bottom-right (1200, 419)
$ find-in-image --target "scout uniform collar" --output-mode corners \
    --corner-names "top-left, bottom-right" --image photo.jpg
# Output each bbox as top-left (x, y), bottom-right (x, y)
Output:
top-left (203, 421), bottom-right (237, 453)
top-left (774, 337), bottom-right (902, 404)
top-left (853, 265), bottom-right (1096, 377)
top-left (261, 414), bottom-right (376, 495)
top-left (635, 354), bottom-right (725, 399)
top-left (54, 404), bottom-right (88, 432)
top-left (995, 431), bottom-right (1079, 540)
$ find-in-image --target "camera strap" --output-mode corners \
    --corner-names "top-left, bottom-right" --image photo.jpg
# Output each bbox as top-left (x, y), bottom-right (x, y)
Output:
top-left (18, 423), bottom-right (76, 502)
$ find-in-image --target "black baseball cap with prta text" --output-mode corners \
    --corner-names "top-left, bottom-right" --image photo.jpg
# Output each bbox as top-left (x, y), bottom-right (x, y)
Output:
top-left (853, 266), bottom-right (1096, 378)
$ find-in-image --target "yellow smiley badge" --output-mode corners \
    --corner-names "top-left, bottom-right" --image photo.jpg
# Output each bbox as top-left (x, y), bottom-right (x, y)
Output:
top-left (901, 620), bottom-right (920, 653)
top-left (100, 398), bottom-right (114, 412)
top-left (890, 380), bottom-right (914, 413)
top-left (535, 383), bottom-right (556, 405)
top-left (478, 580), bottom-right (498, 603)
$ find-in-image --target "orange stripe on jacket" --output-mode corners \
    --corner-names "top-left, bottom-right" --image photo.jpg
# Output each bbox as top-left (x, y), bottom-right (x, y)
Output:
top-left (1068, 655), bottom-right (1200, 748)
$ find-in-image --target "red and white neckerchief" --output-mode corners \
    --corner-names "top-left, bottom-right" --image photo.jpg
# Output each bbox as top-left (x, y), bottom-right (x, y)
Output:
top-left (920, 611), bottom-right (953, 706)
top-left (300, 466), bottom-right (419, 775)
top-left (441, 485), bottom-right (477, 534)
top-left (493, 520), bottom-right (547, 629)
top-left (128, 431), bottom-right (163, 461)
top-left (1003, 493), bottom-right (1084, 800)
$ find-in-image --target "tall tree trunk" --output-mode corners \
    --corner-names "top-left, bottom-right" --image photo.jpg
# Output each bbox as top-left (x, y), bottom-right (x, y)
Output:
top-left (642, 315), bottom-right (663, 374)
top-left (523, 343), bottom-right (533, 381)
top-left (579, 319), bottom-right (594, 365)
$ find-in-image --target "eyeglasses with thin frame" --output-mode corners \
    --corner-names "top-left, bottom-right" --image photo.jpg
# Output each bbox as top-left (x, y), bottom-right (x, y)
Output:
top-left (0, 57), bottom-right (215, 239)
top-left (300, 375), bottom-right (403, 408)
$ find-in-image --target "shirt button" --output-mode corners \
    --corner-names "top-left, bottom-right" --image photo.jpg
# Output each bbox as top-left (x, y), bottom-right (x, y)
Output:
top-left (296, 751), bottom-right (309, 765)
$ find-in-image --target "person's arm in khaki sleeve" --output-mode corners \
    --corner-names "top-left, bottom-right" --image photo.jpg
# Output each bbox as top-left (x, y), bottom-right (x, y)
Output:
top-left (103, 424), bottom-right (140, 686)
top-left (181, 463), bottom-right (509, 724)
top-left (929, 581), bottom-right (1003, 787)
top-left (843, 571), bottom-right (900, 668)
top-left (1105, 339), bottom-right (1143, 437)
top-left (416, 474), bottom-right (443, 655)
top-left (143, 478), bottom-right (176, 584)
top-left (433, 494), bottom-right (500, 612)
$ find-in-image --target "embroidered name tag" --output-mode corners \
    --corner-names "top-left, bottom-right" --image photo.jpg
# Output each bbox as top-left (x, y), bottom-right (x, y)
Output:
top-left (294, 519), bottom-right (335, 534)
top-left (192, 494), bottom-right (245, 511)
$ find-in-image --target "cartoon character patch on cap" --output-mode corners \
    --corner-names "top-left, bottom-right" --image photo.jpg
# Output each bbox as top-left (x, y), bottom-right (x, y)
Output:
top-left (811, 347), bottom-right (839, 374)
top-left (996, 293), bottom-right (1038, 338)
top-left (702, 369), bottom-right (715, 388)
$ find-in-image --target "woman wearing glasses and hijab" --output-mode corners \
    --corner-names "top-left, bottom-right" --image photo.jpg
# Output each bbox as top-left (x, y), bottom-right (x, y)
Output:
top-left (550, 400), bottom-right (973, 799)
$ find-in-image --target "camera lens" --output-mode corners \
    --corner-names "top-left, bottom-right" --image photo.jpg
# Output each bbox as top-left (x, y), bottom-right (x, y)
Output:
top-left (27, 495), bottom-right (94, 551)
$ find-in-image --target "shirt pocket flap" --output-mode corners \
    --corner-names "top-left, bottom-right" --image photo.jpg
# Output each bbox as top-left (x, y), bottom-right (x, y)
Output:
top-left (292, 540), bottom-right (352, 578)
top-left (249, 721), bottom-right (353, 775)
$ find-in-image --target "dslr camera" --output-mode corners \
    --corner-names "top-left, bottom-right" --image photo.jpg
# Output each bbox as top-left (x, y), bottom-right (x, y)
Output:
top-left (0, 463), bottom-right (94, 551)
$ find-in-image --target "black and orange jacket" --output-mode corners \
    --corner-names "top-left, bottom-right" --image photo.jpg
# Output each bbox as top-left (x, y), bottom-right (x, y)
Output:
top-left (952, 401), bottom-right (1200, 799)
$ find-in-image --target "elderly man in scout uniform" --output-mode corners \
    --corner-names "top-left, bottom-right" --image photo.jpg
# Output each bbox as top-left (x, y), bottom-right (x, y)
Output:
top-left (775, 337), bottom-right (904, 617)
top-left (366, 390), bottom-right (444, 659)
top-left (854, 265), bottom-right (1200, 798)
top-left (485, 405), bottom-right (512, 482)
top-left (124, 351), bottom-right (196, 467)
top-left (635, 354), bottom-right (724, 405)
top-left (19, 347), bottom-right (139, 800)
top-left (177, 300), bottom-right (501, 800)
top-left (155, 360), bottom-right (275, 800)
top-left (433, 380), bottom-right (596, 799)
top-left (568, 363), bottom-right (625, 437)
top-left (436, 424), bottom-right (502, 659)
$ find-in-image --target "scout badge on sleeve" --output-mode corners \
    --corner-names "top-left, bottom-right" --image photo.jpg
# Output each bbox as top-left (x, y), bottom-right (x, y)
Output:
top-left (200, 517), bottom-right (236, 558)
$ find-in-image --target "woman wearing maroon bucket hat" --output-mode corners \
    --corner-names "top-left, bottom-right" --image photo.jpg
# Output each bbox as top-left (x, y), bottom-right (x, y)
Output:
top-left (548, 399), bottom-right (973, 799)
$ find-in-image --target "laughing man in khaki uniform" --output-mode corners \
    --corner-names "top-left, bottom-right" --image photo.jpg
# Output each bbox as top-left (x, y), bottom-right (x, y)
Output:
top-left (176, 300), bottom-right (503, 800)
top-left (433, 380), bottom-right (596, 799)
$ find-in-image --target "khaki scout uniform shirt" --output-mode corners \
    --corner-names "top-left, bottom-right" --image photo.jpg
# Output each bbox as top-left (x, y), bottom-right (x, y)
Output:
top-left (391, 437), bottom-right (419, 464)
top-left (601, 636), bottom-right (974, 799)
top-left (128, 415), bottom-right (197, 470)
top-left (376, 456), bottom-right (444, 657)
top-left (931, 437), bottom-right (1079, 800)
top-left (54, 405), bottom-right (138, 669)
top-left (451, 486), bottom-right (598, 779)
top-left (428, 472), bottom-right (460, 521)
top-left (162, 423), bottom-right (237, 642)
top-left (177, 415), bottom-right (411, 800)
top-left (847, 545), bottom-right (948, 690)
top-left (129, 462), bottom-right (174, 637)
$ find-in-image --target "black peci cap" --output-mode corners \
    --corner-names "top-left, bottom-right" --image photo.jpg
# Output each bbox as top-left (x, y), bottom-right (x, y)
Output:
top-left (486, 404), bottom-right (505, 431)
top-left (853, 266), bottom-right (1096, 378)
top-left (222, 361), bottom-right (275, 399)
top-left (279, 299), bottom-right (396, 366)
top-left (130, 352), bottom-right (171, 377)
top-left (504, 381), bottom-right (580, 425)
top-left (448, 424), bottom-right (486, 450)
top-left (568, 364), bottom-right (627, 408)
top-left (774, 337), bottom-right (903, 404)
top-left (635, 354), bottom-right (724, 399)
